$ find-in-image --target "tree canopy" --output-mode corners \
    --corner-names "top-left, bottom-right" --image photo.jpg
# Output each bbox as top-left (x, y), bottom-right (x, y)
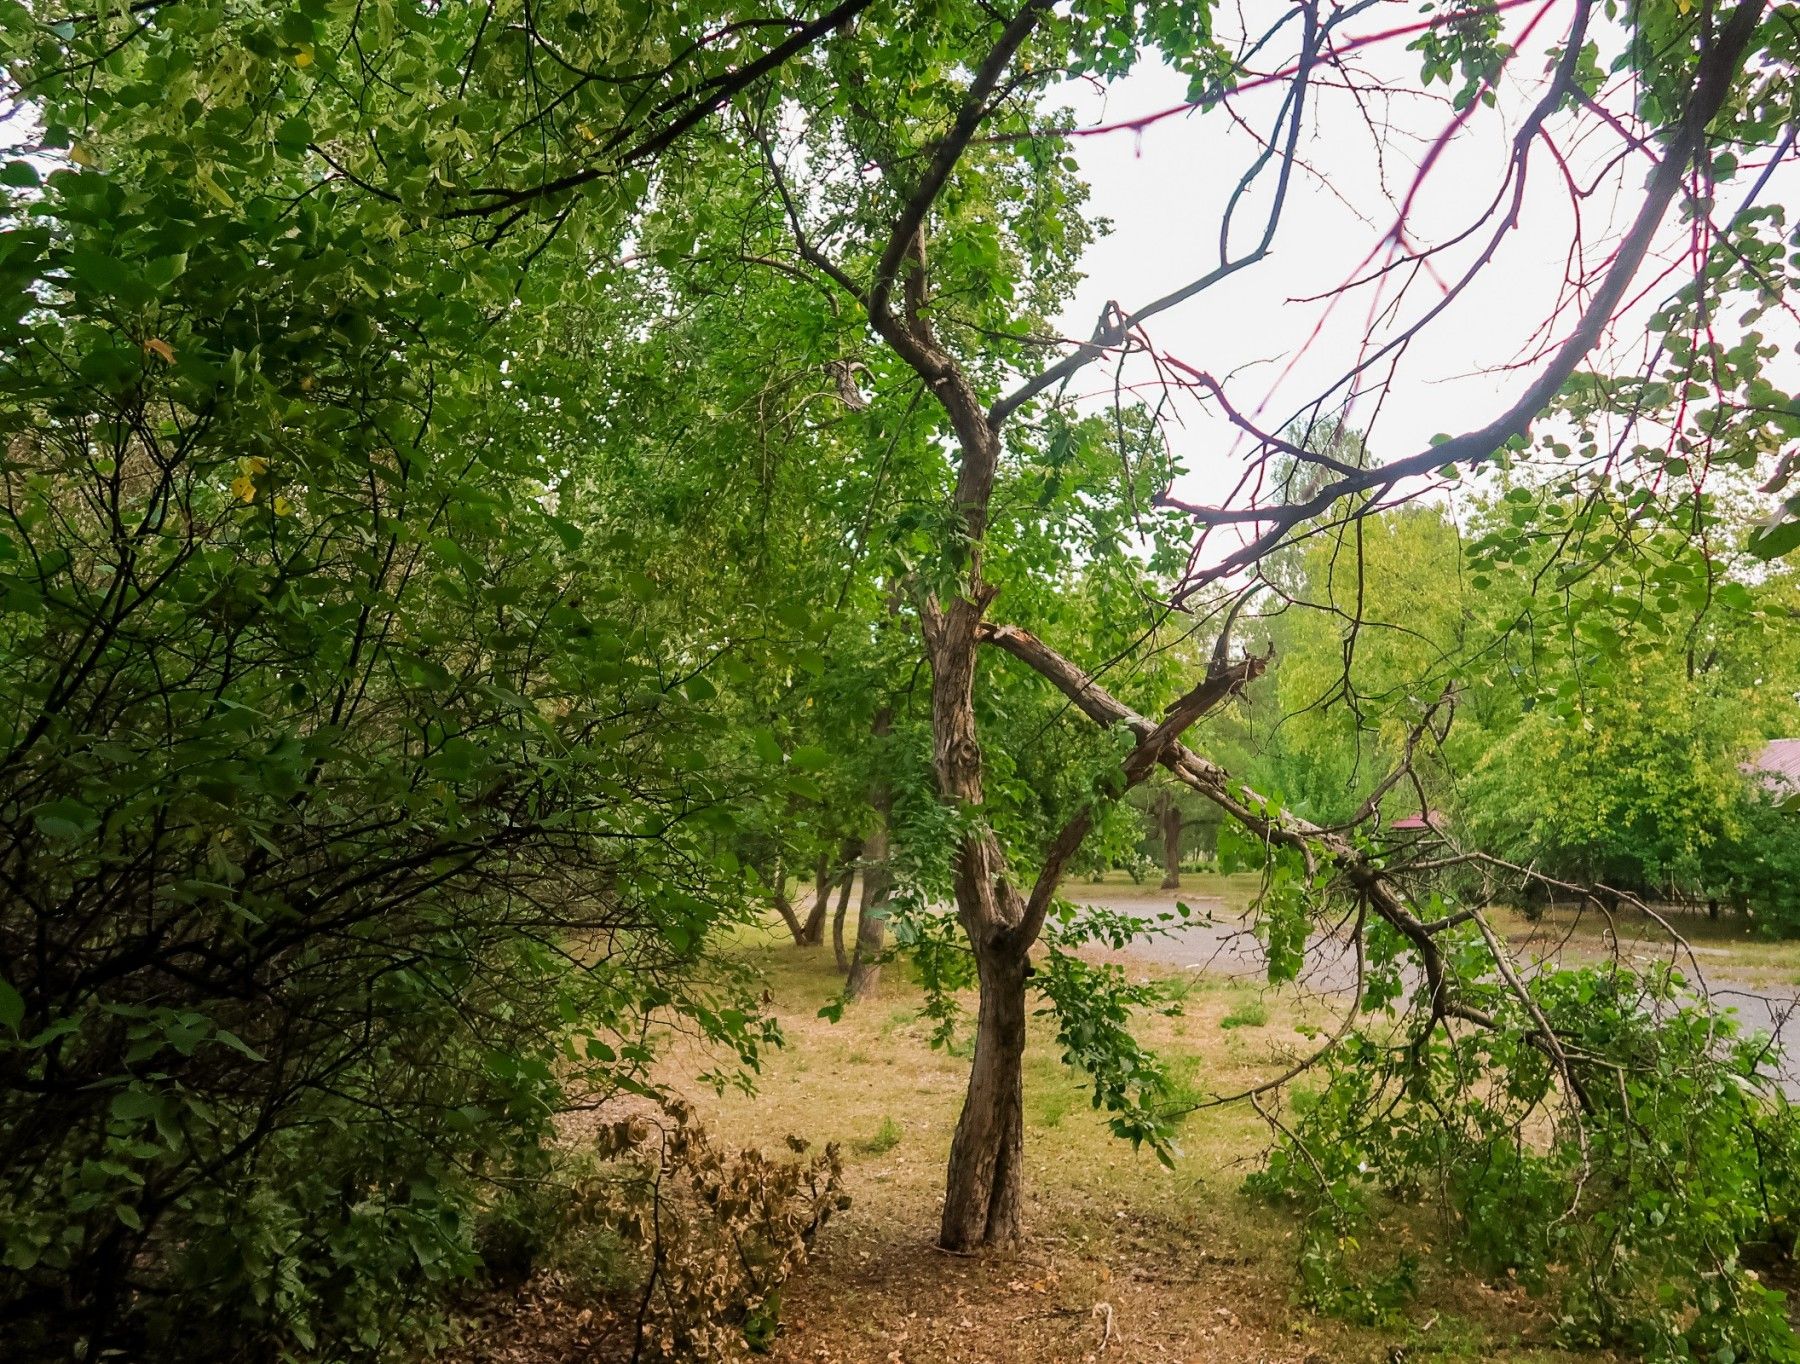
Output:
top-left (4, 0), bottom-right (1800, 1358)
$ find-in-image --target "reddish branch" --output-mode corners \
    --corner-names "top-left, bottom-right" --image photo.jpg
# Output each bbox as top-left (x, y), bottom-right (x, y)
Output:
top-left (1171, 0), bottom-right (1768, 594)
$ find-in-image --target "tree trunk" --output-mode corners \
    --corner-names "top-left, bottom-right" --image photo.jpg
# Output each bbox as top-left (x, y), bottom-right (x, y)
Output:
top-left (1159, 791), bottom-right (1183, 890)
top-left (799, 850), bottom-right (832, 945)
top-left (831, 850), bottom-right (858, 973)
top-left (939, 943), bottom-right (1028, 1251)
top-left (771, 881), bottom-right (806, 944)
top-left (764, 851), bottom-right (810, 945)
top-left (847, 701), bottom-right (895, 999)
top-left (847, 803), bottom-right (892, 1001)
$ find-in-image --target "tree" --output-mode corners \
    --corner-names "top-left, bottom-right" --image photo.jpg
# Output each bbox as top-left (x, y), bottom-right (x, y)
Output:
top-left (735, 0), bottom-right (1787, 1252)
top-left (10, 0), bottom-right (1799, 1298)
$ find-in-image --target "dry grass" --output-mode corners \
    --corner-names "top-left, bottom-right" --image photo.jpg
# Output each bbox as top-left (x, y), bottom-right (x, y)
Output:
top-left (649, 932), bottom-right (1602, 1364)
top-left (1488, 903), bottom-right (1800, 989)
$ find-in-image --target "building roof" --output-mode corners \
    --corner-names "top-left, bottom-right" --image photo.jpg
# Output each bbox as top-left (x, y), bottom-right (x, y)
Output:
top-left (1752, 739), bottom-right (1800, 791)
top-left (1389, 809), bottom-right (1445, 831)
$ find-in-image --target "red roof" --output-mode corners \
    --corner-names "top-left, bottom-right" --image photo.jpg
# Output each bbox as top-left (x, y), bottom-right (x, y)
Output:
top-left (1752, 739), bottom-right (1800, 792)
top-left (1389, 809), bottom-right (1445, 831)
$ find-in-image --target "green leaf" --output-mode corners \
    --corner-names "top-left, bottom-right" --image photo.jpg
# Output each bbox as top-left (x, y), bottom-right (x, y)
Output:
top-left (33, 799), bottom-right (97, 839)
top-left (0, 977), bottom-right (22, 1034)
top-left (1748, 518), bottom-right (1800, 562)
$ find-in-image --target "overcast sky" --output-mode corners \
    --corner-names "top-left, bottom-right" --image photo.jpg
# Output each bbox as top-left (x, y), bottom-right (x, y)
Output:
top-left (1048, 0), bottom-right (1792, 523)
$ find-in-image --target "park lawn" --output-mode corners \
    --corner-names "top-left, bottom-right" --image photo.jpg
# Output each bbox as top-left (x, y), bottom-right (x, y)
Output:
top-left (651, 928), bottom-right (1607, 1364)
top-left (1487, 903), bottom-right (1800, 989)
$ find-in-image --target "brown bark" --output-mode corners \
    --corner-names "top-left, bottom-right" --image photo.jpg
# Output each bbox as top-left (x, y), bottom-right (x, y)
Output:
top-left (976, 621), bottom-right (1515, 1048)
top-left (844, 827), bottom-right (890, 998)
top-left (799, 850), bottom-right (832, 945)
top-left (938, 944), bottom-right (1028, 1250)
top-left (1158, 791), bottom-right (1183, 890)
top-left (831, 850), bottom-right (858, 973)
top-left (770, 870), bottom-right (808, 945)
top-left (921, 592), bottom-right (1037, 1248)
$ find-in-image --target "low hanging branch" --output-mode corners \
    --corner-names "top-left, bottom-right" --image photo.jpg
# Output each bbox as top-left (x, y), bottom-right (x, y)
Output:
top-left (1011, 644), bottom-right (1269, 949)
top-left (976, 620), bottom-right (1594, 1109)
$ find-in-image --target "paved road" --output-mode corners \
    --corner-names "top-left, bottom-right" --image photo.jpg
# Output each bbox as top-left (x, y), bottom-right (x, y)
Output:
top-left (1072, 887), bottom-right (1800, 1095)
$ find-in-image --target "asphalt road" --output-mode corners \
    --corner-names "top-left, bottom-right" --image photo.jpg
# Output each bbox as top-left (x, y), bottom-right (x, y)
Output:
top-left (1073, 886), bottom-right (1800, 1096)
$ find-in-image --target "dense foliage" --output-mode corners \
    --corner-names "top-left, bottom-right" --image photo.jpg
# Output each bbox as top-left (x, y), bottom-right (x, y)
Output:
top-left (3, 0), bottom-right (1799, 1355)
top-left (1254, 966), bottom-right (1800, 1360)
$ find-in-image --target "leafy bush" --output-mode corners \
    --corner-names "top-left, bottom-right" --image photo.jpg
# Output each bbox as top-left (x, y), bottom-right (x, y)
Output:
top-left (1252, 966), bottom-right (1800, 1361)
top-left (1707, 790), bottom-right (1800, 934)
top-left (0, 150), bottom-right (771, 1362)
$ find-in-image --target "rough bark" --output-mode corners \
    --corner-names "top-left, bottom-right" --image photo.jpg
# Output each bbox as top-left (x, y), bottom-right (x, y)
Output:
top-left (770, 875), bottom-right (807, 945)
top-left (938, 944), bottom-right (1028, 1250)
top-left (799, 847), bottom-right (844, 946)
top-left (1158, 791), bottom-right (1183, 890)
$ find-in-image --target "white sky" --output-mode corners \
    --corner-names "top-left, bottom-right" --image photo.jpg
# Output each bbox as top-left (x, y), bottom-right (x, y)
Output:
top-left (1048, 0), bottom-right (1794, 520)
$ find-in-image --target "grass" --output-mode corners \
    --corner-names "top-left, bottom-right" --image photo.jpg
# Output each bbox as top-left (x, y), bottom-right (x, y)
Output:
top-left (853, 1116), bottom-right (904, 1156)
top-left (1489, 901), bottom-right (1800, 988)
top-left (640, 933), bottom-right (1597, 1364)
top-left (1218, 992), bottom-right (1270, 1030)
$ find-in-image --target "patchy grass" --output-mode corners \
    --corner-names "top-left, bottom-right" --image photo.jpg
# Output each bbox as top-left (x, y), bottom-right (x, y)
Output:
top-left (1065, 870), bottom-right (1261, 915)
top-left (1218, 993), bottom-right (1270, 1030)
top-left (644, 935), bottom-right (1605, 1364)
top-left (1488, 902), bottom-right (1800, 988)
top-left (853, 1116), bottom-right (904, 1156)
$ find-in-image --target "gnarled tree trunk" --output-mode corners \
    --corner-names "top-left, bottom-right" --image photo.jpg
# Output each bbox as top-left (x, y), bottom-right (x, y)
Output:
top-left (938, 942), bottom-right (1028, 1249)
top-left (770, 871), bottom-right (808, 945)
top-left (799, 844), bottom-right (849, 946)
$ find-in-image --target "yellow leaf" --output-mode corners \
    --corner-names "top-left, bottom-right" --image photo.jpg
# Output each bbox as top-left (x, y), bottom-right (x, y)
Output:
top-left (273, 495), bottom-right (293, 517)
top-left (143, 338), bottom-right (174, 364)
top-left (294, 45), bottom-right (314, 67)
top-left (69, 143), bottom-right (97, 168)
top-left (230, 476), bottom-right (257, 504)
top-left (240, 456), bottom-right (268, 476)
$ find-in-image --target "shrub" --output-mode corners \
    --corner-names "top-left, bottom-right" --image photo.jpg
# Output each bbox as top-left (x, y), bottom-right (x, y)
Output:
top-left (592, 1102), bottom-right (847, 1362)
top-left (1252, 966), bottom-right (1800, 1361)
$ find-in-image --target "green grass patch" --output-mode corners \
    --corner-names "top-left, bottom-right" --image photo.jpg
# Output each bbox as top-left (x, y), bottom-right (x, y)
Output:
top-left (852, 1116), bottom-right (903, 1155)
top-left (1219, 996), bottom-right (1269, 1030)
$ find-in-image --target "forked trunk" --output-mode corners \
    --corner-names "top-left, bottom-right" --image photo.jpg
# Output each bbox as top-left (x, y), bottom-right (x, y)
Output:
top-left (938, 943), bottom-right (1028, 1251)
top-left (1159, 792), bottom-right (1183, 890)
top-left (771, 883), bottom-right (806, 944)
top-left (767, 854), bottom-right (811, 944)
